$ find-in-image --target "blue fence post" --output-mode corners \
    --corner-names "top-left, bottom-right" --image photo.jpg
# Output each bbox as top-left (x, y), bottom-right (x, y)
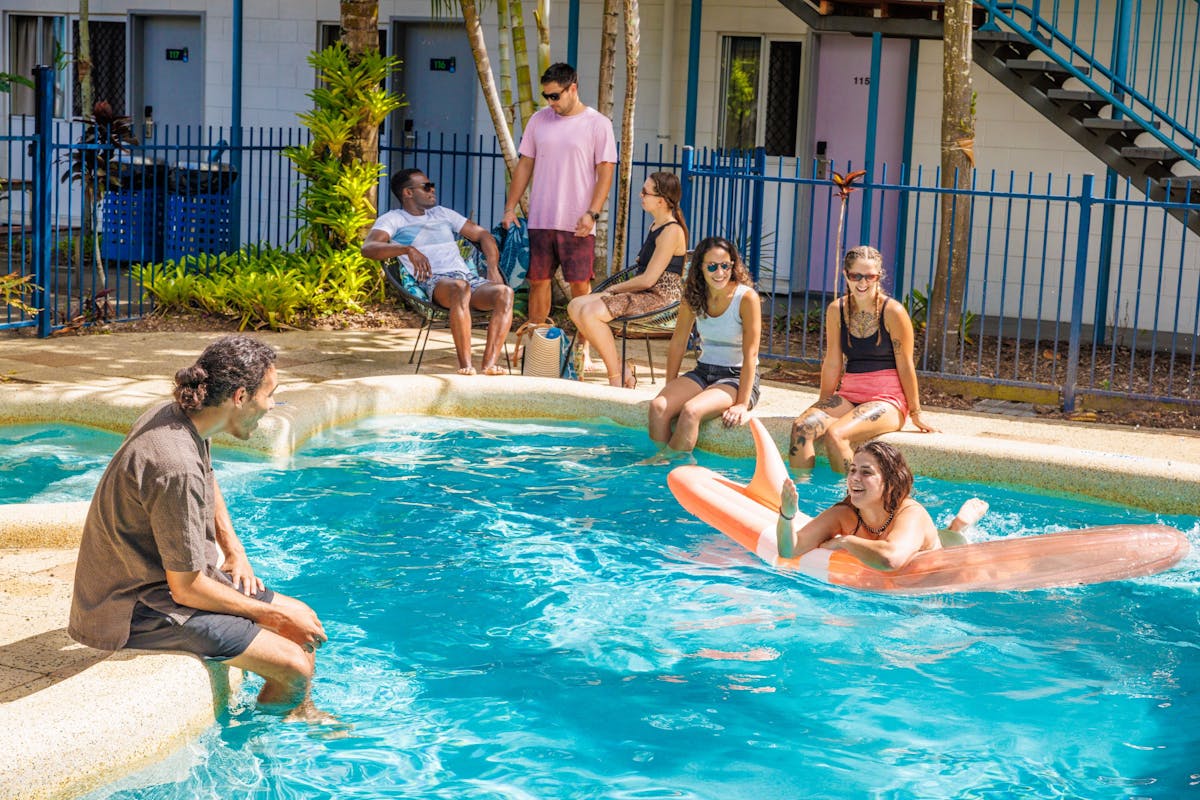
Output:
top-left (748, 148), bottom-right (765, 282)
top-left (860, 31), bottom-right (882, 245)
top-left (1063, 173), bottom-right (1095, 411)
top-left (32, 65), bottom-right (54, 339)
top-left (1093, 0), bottom-right (1132, 345)
top-left (680, 146), bottom-right (695, 227)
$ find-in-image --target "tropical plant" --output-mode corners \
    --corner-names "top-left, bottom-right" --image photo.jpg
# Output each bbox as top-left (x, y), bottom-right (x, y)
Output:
top-left (905, 288), bottom-right (977, 345)
top-left (284, 42), bottom-right (401, 256)
top-left (1, 272), bottom-right (39, 315)
top-left (138, 245), bottom-right (378, 330)
top-left (0, 73), bottom-right (34, 93)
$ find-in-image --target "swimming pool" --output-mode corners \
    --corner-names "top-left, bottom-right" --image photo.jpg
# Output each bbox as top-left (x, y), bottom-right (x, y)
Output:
top-left (66, 415), bottom-right (1198, 800)
top-left (0, 424), bottom-right (123, 504)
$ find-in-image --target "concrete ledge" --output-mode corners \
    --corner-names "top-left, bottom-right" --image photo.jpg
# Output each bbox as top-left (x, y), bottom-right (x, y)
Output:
top-left (0, 650), bottom-right (238, 800)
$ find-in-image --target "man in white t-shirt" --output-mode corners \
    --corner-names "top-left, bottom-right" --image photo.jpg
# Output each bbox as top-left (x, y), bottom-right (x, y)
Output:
top-left (363, 168), bottom-right (514, 376)
top-left (502, 62), bottom-right (617, 333)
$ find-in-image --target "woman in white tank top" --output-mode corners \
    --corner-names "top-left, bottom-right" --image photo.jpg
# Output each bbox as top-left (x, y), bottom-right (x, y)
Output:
top-left (643, 236), bottom-right (762, 464)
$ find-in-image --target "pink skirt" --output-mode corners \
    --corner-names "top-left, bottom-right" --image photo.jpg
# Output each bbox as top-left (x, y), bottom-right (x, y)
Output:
top-left (837, 368), bottom-right (909, 419)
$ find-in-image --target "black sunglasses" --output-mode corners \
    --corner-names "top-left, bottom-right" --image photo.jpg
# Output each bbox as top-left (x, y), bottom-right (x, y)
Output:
top-left (541, 85), bottom-right (574, 102)
top-left (407, 181), bottom-right (435, 192)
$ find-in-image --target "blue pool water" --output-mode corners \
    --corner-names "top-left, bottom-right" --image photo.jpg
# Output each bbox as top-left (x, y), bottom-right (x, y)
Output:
top-left (0, 424), bottom-right (124, 504)
top-left (10, 417), bottom-right (1198, 799)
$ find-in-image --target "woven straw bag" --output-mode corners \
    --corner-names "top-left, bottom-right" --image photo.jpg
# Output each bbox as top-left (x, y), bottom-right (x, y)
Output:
top-left (515, 319), bottom-right (571, 378)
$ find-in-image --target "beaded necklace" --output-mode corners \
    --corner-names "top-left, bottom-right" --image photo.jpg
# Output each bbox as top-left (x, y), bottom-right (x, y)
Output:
top-left (855, 507), bottom-right (895, 537)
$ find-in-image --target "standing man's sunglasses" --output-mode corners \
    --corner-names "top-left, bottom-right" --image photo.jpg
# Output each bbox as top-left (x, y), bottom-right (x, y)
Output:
top-left (541, 84), bottom-right (574, 101)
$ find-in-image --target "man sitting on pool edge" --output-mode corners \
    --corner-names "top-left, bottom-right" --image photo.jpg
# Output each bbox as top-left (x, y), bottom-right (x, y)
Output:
top-left (68, 335), bottom-right (329, 720)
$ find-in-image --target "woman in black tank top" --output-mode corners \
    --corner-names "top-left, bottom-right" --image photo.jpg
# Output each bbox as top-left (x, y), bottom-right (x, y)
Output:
top-left (787, 246), bottom-right (936, 475)
top-left (568, 171), bottom-right (688, 388)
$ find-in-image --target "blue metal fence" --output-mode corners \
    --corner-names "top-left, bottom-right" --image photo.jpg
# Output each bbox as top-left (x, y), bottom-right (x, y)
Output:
top-left (681, 150), bottom-right (1200, 410)
top-left (4, 66), bottom-right (1198, 409)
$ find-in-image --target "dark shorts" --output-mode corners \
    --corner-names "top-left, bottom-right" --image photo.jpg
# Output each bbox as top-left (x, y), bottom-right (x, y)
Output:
top-left (125, 587), bottom-right (276, 661)
top-left (528, 228), bottom-right (595, 283)
top-left (682, 361), bottom-right (761, 409)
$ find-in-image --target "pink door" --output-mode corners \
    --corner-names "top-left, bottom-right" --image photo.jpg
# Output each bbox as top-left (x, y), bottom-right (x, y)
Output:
top-left (805, 34), bottom-right (910, 295)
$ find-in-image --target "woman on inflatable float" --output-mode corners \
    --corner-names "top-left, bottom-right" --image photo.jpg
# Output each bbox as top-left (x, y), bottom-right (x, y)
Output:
top-left (790, 245), bottom-right (935, 474)
top-left (777, 441), bottom-right (986, 568)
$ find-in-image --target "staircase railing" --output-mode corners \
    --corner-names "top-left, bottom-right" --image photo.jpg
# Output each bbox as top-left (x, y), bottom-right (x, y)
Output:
top-left (977, 0), bottom-right (1200, 173)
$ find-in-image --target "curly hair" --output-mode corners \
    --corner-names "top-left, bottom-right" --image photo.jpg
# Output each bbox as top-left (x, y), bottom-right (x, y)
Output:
top-left (840, 245), bottom-right (888, 347)
top-left (839, 440), bottom-right (913, 515)
top-left (173, 335), bottom-right (277, 412)
top-left (683, 236), bottom-right (753, 317)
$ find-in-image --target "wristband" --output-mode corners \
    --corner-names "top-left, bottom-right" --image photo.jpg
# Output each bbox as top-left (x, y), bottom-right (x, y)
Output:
top-left (780, 511), bottom-right (795, 520)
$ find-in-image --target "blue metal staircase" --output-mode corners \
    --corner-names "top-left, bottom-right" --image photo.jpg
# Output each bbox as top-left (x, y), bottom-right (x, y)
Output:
top-left (971, 1), bottom-right (1200, 234)
top-left (780, 0), bottom-right (1200, 232)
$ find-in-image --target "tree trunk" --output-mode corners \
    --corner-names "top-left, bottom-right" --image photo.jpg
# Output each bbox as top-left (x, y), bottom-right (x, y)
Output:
top-left (340, 0), bottom-right (381, 211)
top-left (510, 0), bottom-right (536, 126)
top-left (496, 0), bottom-right (517, 132)
top-left (534, 0), bottom-right (552, 78)
top-left (593, 0), bottom-right (620, 281)
top-left (928, 0), bottom-right (975, 373)
top-left (78, 0), bottom-right (93, 117)
top-left (612, 0), bottom-right (639, 274)
top-left (462, 0), bottom-right (521, 175)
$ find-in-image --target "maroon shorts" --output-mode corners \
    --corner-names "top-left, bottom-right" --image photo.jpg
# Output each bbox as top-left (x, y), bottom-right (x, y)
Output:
top-left (528, 228), bottom-right (595, 283)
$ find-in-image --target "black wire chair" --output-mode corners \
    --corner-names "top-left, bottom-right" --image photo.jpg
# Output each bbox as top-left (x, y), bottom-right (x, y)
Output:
top-left (380, 251), bottom-right (511, 373)
top-left (582, 264), bottom-right (684, 384)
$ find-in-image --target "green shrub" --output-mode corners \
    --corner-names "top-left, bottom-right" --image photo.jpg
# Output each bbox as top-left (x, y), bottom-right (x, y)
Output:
top-left (137, 246), bottom-right (381, 330)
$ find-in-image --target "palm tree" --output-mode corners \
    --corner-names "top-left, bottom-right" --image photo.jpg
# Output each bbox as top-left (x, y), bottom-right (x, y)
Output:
top-left (611, 0), bottom-right (639, 275)
top-left (928, 0), bottom-right (975, 372)
top-left (594, 0), bottom-right (620, 280)
top-left (460, 0), bottom-right (521, 174)
top-left (340, 1), bottom-right (385, 211)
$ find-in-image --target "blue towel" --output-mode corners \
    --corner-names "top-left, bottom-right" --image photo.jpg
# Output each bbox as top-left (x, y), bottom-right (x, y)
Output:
top-left (492, 218), bottom-right (530, 290)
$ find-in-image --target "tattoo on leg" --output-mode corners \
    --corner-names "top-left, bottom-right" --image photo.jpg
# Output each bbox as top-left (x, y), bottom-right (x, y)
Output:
top-left (851, 405), bottom-right (887, 422)
top-left (816, 395), bottom-right (843, 410)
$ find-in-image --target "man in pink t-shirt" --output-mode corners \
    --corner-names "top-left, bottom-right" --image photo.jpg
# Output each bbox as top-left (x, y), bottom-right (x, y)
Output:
top-left (502, 63), bottom-right (617, 330)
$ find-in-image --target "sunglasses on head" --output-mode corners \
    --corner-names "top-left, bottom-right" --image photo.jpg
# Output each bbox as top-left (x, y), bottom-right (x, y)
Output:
top-left (705, 262), bottom-right (734, 273)
top-left (407, 181), bottom-right (435, 192)
top-left (846, 272), bottom-right (880, 283)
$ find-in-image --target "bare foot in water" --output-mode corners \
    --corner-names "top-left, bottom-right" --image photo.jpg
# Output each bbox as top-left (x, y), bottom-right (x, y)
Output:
top-left (949, 497), bottom-right (989, 532)
top-left (285, 699), bottom-right (352, 736)
top-left (637, 446), bottom-right (694, 466)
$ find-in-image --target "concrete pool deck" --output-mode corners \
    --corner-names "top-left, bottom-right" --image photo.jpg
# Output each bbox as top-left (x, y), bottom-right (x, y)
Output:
top-left (1, 325), bottom-right (1198, 800)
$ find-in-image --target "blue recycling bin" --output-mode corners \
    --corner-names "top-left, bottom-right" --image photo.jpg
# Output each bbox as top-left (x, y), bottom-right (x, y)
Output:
top-left (164, 163), bottom-right (238, 262)
top-left (100, 155), bottom-right (167, 263)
